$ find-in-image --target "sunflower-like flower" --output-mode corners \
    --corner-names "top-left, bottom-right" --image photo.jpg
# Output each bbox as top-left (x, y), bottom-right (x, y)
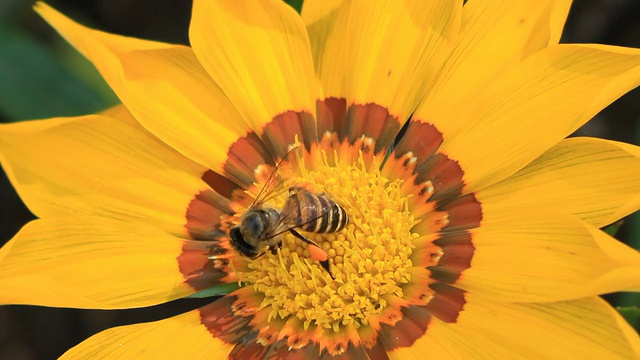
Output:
top-left (2, 0), bottom-right (640, 358)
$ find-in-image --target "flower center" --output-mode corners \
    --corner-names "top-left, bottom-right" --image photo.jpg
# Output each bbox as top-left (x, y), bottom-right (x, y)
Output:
top-left (239, 149), bottom-right (419, 332)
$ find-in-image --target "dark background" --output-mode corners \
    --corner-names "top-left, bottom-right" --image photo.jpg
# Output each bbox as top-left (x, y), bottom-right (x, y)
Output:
top-left (0, 0), bottom-right (638, 359)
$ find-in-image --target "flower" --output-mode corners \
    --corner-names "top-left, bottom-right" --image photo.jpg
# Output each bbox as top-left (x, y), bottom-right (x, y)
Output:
top-left (1, 0), bottom-right (640, 358)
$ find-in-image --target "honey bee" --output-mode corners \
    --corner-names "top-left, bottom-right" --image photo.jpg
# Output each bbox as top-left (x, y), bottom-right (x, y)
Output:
top-left (229, 147), bottom-right (348, 279)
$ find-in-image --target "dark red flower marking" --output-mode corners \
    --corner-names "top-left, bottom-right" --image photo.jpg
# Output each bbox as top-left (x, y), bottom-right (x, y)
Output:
top-left (223, 132), bottom-right (274, 190)
top-left (261, 110), bottom-right (317, 155)
top-left (177, 239), bottom-right (238, 291)
top-left (428, 232), bottom-right (475, 284)
top-left (200, 287), bottom-right (261, 344)
top-left (317, 97), bottom-right (347, 137)
top-left (435, 193), bottom-right (483, 232)
top-left (317, 98), bottom-right (402, 155)
top-left (424, 283), bottom-right (467, 323)
top-left (377, 304), bottom-right (432, 349)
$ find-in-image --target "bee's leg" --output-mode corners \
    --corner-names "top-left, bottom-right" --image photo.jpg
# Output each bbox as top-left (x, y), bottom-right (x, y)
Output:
top-left (316, 258), bottom-right (335, 280)
top-left (252, 251), bottom-right (266, 259)
top-left (268, 244), bottom-right (280, 255)
top-left (288, 229), bottom-right (335, 280)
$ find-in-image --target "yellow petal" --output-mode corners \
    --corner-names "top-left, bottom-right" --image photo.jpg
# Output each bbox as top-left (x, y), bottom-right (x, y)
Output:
top-left (34, 3), bottom-right (246, 172)
top-left (457, 213), bottom-right (640, 302)
top-left (301, 0), bottom-right (344, 72)
top-left (0, 111), bottom-right (205, 234)
top-left (427, 44), bottom-right (640, 192)
top-left (0, 218), bottom-right (194, 309)
top-left (479, 137), bottom-right (640, 227)
top-left (314, 0), bottom-right (461, 120)
top-left (420, 0), bottom-right (572, 123)
top-left (391, 296), bottom-right (640, 359)
top-left (302, 0), bottom-right (344, 24)
top-left (523, 0), bottom-right (572, 53)
top-left (189, 0), bottom-right (318, 130)
top-left (60, 309), bottom-right (232, 359)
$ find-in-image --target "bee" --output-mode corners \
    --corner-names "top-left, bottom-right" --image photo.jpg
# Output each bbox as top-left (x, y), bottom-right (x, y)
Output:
top-left (229, 147), bottom-right (348, 279)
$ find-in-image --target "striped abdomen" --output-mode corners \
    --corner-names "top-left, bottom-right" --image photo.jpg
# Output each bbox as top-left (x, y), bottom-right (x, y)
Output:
top-left (282, 187), bottom-right (348, 234)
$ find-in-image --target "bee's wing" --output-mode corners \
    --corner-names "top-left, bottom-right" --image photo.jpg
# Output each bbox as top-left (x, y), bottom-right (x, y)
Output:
top-left (250, 145), bottom-right (301, 208)
top-left (270, 187), bottom-right (331, 237)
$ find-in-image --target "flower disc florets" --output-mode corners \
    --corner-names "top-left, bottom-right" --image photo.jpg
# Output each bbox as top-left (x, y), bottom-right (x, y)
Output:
top-left (239, 150), bottom-right (419, 332)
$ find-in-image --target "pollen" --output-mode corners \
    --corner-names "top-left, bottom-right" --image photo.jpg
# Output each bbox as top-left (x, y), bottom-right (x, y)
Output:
top-left (239, 148), bottom-right (419, 333)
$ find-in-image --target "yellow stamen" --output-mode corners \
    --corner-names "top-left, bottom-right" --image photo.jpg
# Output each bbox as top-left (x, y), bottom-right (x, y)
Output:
top-left (241, 149), bottom-right (418, 332)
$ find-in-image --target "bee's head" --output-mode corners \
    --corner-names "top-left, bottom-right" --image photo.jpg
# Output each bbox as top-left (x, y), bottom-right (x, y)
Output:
top-left (229, 226), bottom-right (260, 258)
top-left (241, 211), bottom-right (266, 238)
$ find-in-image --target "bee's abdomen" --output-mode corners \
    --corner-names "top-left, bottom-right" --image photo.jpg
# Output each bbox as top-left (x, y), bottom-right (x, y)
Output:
top-left (285, 189), bottom-right (348, 234)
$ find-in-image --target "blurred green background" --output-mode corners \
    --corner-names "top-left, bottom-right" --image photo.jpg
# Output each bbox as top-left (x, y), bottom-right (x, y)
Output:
top-left (0, 0), bottom-right (638, 359)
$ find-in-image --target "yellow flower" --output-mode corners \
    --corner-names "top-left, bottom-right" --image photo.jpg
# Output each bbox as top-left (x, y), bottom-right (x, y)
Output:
top-left (1, 0), bottom-right (640, 358)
